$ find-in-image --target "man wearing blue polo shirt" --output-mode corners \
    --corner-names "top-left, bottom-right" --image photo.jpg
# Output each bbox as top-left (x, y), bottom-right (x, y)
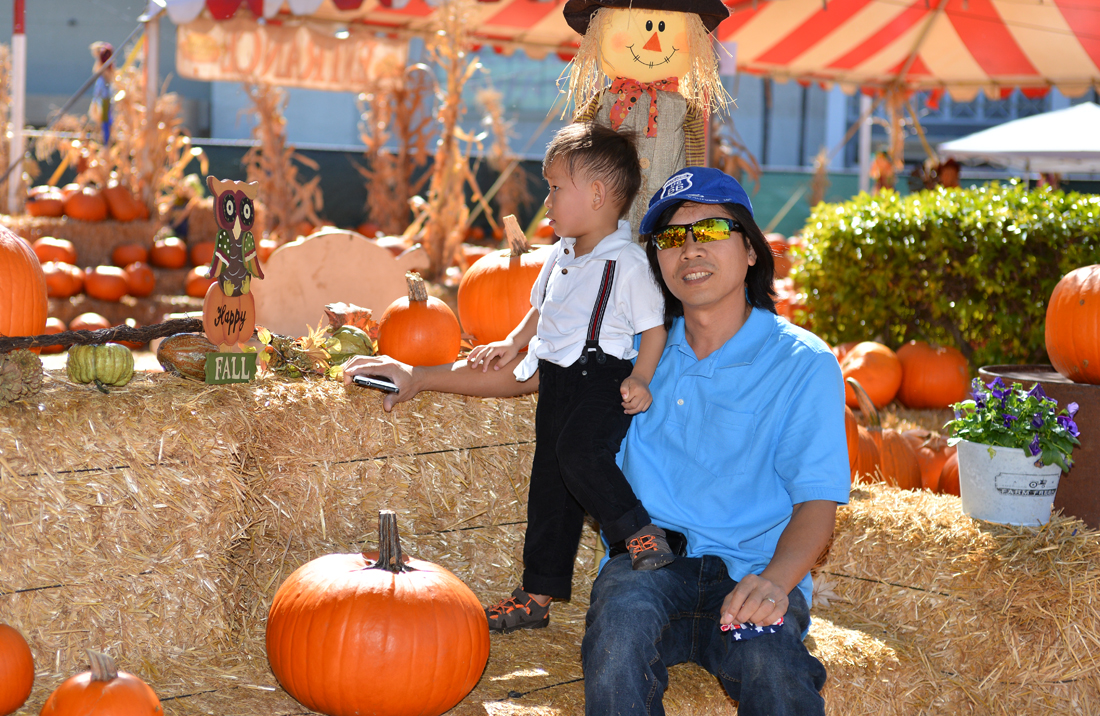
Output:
top-left (344, 167), bottom-right (850, 716)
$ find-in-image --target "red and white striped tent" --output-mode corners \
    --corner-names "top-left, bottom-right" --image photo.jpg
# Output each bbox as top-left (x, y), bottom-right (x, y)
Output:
top-left (150, 0), bottom-right (1100, 99)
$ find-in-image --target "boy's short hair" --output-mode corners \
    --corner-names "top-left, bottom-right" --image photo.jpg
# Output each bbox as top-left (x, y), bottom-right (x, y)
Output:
top-left (543, 123), bottom-right (641, 217)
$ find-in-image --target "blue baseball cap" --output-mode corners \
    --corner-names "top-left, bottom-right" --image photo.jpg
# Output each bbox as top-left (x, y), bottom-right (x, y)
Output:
top-left (639, 167), bottom-right (754, 235)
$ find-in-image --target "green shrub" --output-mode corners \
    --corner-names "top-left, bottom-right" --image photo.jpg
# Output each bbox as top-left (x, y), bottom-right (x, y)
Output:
top-left (793, 183), bottom-right (1100, 369)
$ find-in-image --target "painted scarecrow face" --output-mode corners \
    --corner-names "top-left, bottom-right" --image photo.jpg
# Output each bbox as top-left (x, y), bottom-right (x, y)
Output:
top-left (598, 8), bottom-right (692, 83)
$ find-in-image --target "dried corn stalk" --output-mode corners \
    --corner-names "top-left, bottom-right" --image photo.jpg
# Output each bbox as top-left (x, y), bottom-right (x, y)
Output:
top-left (242, 83), bottom-right (323, 243)
top-left (418, 0), bottom-right (485, 279)
top-left (477, 87), bottom-right (532, 233)
top-left (30, 52), bottom-right (206, 218)
top-left (356, 65), bottom-right (435, 235)
top-left (0, 43), bottom-right (16, 213)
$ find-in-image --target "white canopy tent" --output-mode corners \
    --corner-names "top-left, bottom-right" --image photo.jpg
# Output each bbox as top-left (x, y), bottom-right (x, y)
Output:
top-left (939, 102), bottom-right (1100, 175)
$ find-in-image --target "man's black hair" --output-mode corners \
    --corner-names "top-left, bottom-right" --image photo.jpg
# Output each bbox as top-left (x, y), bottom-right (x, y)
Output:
top-left (643, 201), bottom-right (777, 330)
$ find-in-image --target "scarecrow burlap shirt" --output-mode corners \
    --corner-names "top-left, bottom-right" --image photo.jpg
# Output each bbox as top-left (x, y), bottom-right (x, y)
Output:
top-left (579, 89), bottom-right (703, 243)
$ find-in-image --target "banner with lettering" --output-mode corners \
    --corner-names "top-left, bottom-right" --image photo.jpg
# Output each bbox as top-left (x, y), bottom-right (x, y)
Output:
top-left (176, 16), bottom-right (408, 92)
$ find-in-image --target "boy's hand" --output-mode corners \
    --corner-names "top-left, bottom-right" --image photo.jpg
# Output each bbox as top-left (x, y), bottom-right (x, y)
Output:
top-left (620, 376), bottom-right (652, 415)
top-left (468, 340), bottom-right (519, 372)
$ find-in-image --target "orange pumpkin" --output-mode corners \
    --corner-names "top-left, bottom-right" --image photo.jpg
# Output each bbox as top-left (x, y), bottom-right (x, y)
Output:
top-left (40, 650), bottom-right (162, 716)
top-left (26, 187), bottom-right (65, 217)
top-left (63, 187), bottom-right (109, 222)
top-left (267, 511), bottom-right (488, 716)
top-left (378, 272), bottom-right (461, 366)
top-left (42, 261), bottom-right (85, 299)
top-left (1045, 265), bottom-right (1100, 385)
top-left (902, 428), bottom-right (952, 492)
top-left (830, 340), bottom-right (859, 365)
top-left (84, 266), bottom-right (130, 302)
top-left (122, 262), bottom-right (156, 298)
top-left (149, 236), bottom-right (188, 269)
top-left (186, 266), bottom-right (216, 298)
top-left (189, 240), bottom-right (216, 267)
top-left (32, 236), bottom-right (77, 265)
top-left (111, 243), bottom-right (149, 267)
top-left (457, 217), bottom-right (551, 345)
top-left (0, 623), bottom-right (34, 716)
top-left (841, 341), bottom-right (902, 409)
top-left (356, 221), bottom-right (381, 238)
top-left (896, 340), bottom-right (970, 408)
top-left (0, 229), bottom-right (48, 349)
top-left (939, 451), bottom-right (960, 496)
top-left (852, 425), bottom-right (881, 483)
top-left (41, 317), bottom-right (68, 354)
top-left (117, 318), bottom-right (146, 350)
top-left (534, 217), bottom-right (556, 239)
top-left (766, 233), bottom-right (791, 279)
top-left (848, 377), bottom-right (922, 490)
top-left (202, 284), bottom-right (256, 348)
top-left (102, 182), bottom-right (143, 222)
top-left (69, 312), bottom-right (111, 332)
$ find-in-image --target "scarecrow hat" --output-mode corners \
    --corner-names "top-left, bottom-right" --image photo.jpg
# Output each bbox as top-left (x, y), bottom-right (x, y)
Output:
top-left (563, 0), bottom-right (730, 35)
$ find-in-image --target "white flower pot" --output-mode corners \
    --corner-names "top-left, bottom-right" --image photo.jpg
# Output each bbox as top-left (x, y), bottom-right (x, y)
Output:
top-left (956, 440), bottom-right (1063, 526)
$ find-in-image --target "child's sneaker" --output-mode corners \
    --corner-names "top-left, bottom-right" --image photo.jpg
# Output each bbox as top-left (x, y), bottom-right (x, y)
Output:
top-left (626, 526), bottom-right (675, 570)
top-left (485, 587), bottom-right (551, 633)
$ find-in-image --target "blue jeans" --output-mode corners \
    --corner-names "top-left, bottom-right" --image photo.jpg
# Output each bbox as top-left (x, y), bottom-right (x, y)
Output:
top-left (582, 554), bottom-right (827, 716)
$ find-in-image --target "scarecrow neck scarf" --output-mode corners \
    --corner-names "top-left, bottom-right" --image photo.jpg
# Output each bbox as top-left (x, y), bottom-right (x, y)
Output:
top-left (608, 76), bottom-right (679, 138)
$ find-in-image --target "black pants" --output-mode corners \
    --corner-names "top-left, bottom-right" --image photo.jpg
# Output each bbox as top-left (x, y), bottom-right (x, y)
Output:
top-left (522, 357), bottom-right (651, 600)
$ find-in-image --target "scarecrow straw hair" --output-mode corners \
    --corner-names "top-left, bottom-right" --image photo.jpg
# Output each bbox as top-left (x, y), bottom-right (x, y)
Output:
top-left (563, 7), bottom-right (729, 119)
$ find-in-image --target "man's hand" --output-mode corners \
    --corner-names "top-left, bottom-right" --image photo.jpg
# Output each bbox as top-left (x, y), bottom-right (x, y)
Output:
top-left (343, 354), bottom-right (418, 412)
top-left (467, 340), bottom-right (519, 372)
top-left (620, 376), bottom-right (653, 415)
top-left (720, 573), bottom-right (787, 627)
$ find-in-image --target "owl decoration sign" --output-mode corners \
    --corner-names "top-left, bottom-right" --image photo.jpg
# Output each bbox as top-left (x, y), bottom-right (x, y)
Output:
top-left (562, 0), bottom-right (730, 241)
top-left (201, 177), bottom-right (263, 384)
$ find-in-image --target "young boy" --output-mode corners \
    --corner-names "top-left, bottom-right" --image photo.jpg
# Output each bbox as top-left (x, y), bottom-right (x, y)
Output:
top-left (467, 123), bottom-right (672, 633)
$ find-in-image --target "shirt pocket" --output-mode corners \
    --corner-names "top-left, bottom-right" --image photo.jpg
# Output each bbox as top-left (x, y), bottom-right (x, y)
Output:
top-left (692, 403), bottom-right (755, 478)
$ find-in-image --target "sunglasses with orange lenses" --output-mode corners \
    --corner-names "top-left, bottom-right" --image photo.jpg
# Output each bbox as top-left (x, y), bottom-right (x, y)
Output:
top-left (651, 217), bottom-right (744, 251)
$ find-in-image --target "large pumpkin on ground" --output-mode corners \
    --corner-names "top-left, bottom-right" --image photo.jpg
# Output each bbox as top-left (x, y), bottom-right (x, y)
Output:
top-left (896, 341), bottom-right (970, 408)
top-left (841, 341), bottom-right (902, 409)
top-left (41, 650), bottom-right (162, 716)
top-left (267, 511), bottom-right (489, 716)
top-left (1045, 265), bottom-right (1100, 385)
top-left (457, 215), bottom-right (551, 345)
top-left (848, 378), bottom-right (921, 490)
top-left (378, 272), bottom-right (461, 366)
top-left (0, 623), bottom-right (34, 716)
top-left (0, 228), bottom-right (48, 349)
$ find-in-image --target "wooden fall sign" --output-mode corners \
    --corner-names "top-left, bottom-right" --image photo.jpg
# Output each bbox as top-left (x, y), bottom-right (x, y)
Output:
top-left (202, 177), bottom-right (263, 384)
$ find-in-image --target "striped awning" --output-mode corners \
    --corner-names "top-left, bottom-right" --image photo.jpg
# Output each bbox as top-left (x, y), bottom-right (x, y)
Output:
top-left (717, 0), bottom-right (1100, 101)
top-left (149, 0), bottom-right (1100, 95)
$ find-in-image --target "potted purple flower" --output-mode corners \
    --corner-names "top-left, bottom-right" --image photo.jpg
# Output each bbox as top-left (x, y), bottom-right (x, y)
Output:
top-left (944, 377), bottom-right (1080, 525)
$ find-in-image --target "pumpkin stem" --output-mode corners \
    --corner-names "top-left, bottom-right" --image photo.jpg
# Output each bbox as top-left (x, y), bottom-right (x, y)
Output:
top-left (86, 649), bottom-right (118, 682)
top-left (372, 510), bottom-right (410, 574)
top-left (846, 377), bottom-right (882, 430)
top-left (502, 214), bottom-right (530, 256)
top-left (405, 272), bottom-right (429, 303)
top-left (93, 379), bottom-right (110, 395)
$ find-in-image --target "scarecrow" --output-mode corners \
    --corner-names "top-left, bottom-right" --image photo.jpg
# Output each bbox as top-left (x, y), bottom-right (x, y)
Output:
top-left (89, 42), bottom-right (114, 144)
top-left (562, 0), bottom-right (730, 240)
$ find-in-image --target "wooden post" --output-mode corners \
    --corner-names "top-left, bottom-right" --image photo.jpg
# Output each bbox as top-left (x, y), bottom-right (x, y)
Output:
top-left (8, 0), bottom-right (26, 214)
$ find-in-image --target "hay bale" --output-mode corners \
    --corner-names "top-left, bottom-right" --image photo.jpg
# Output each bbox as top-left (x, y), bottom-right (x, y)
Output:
top-left (2, 214), bottom-right (161, 267)
top-left (4, 376), bottom-right (1100, 715)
